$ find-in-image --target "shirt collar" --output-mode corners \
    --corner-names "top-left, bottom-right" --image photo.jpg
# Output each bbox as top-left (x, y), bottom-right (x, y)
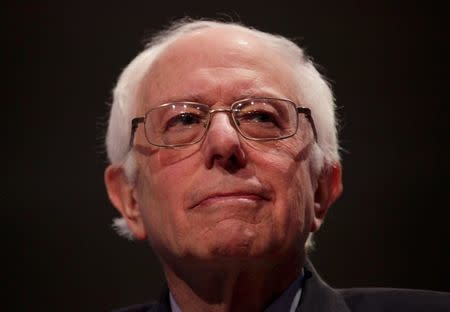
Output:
top-left (169, 292), bottom-right (182, 312)
top-left (264, 270), bottom-right (304, 312)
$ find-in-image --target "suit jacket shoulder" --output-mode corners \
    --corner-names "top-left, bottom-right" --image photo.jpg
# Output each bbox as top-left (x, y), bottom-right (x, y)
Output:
top-left (338, 287), bottom-right (450, 312)
top-left (298, 260), bottom-right (450, 312)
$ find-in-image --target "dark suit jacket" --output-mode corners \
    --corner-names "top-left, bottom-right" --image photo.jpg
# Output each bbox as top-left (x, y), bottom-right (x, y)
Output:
top-left (113, 260), bottom-right (450, 312)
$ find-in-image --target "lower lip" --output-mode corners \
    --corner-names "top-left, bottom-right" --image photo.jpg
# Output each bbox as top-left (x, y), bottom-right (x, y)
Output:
top-left (194, 195), bottom-right (264, 209)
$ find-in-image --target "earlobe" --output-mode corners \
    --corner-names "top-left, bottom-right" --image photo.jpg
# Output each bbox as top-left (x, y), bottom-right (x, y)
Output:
top-left (311, 163), bottom-right (343, 232)
top-left (104, 165), bottom-right (147, 240)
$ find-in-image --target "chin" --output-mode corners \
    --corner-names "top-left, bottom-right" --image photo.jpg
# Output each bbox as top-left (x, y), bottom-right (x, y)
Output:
top-left (200, 222), bottom-right (278, 260)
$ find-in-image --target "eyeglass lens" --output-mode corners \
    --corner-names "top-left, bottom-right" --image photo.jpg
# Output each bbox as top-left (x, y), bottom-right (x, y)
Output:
top-left (144, 99), bottom-right (300, 146)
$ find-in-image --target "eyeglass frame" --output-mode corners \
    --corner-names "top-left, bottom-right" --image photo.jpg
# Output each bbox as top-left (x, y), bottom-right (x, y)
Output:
top-left (129, 97), bottom-right (318, 148)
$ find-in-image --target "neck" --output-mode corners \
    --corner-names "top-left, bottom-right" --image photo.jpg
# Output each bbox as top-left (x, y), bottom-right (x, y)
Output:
top-left (163, 252), bottom-right (304, 312)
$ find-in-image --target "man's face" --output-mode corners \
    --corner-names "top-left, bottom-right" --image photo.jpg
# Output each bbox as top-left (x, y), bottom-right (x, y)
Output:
top-left (130, 28), bottom-right (319, 266)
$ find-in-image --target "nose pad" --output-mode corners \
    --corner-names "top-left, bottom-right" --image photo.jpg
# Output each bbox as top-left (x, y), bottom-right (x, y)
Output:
top-left (202, 113), bottom-right (246, 170)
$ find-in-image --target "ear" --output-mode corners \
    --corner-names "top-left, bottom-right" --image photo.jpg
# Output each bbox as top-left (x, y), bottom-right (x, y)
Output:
top-left (311, 163), bottom-right (343, 232)
top-left (104, 165), bottom-right (147, 240)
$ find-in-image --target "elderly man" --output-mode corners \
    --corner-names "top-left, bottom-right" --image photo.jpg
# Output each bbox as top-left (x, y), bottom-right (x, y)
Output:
top-left (104, 19), bottom-right (449, 312)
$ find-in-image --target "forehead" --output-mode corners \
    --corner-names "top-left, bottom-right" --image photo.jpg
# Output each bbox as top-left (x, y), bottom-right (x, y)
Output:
top-left (140, 27), bottom-right (298, 109)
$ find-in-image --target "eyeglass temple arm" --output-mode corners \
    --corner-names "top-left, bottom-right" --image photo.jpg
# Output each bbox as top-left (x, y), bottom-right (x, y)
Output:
top-left (297, 107), bottom-right (318, 142)
top-left (130, 117), bottom-right (145, 148)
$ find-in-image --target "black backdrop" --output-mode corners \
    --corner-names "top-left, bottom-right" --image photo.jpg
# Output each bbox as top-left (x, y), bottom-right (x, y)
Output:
top-left (6, 2), bottom-right (450, 311)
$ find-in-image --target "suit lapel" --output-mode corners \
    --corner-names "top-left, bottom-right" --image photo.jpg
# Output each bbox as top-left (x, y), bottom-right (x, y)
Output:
top-left (296, 260), bottom-right (351, 312)
top-left (150, 287), bottom-right (171, 312)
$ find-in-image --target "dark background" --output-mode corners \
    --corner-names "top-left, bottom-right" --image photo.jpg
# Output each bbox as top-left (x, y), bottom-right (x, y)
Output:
top-left (6, 1), bottom-right (449, 311)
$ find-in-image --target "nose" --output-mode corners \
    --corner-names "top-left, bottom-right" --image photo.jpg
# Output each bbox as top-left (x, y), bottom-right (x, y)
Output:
top-left (201, 111), bottom-right (246, 171)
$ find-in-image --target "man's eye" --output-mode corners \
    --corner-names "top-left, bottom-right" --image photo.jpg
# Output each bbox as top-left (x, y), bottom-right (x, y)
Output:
top-left (165, 113), bottom-right (201, 129)
top-left (239, 111), bottom-right (278, 125)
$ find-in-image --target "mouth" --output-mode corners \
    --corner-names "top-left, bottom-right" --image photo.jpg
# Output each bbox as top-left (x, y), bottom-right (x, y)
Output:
top-left (190, 191), bottom-right (270, 210)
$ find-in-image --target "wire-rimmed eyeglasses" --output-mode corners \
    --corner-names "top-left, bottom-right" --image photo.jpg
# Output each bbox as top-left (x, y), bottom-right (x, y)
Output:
top-left (130, 97), bottom-right (318, 148)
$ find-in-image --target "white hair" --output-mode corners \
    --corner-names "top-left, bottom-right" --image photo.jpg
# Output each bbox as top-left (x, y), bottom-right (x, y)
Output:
top-left (105, 18), bottom-right (340, 248)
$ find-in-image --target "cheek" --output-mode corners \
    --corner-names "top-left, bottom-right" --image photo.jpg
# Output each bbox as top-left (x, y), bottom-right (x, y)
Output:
top-left (276, 164), bottom-right (315, 250)
top-left (248, 144), bottom-right (315, 242)
top-left (135, 152), bottom-right (202, 249)
top-left (134, 165), bottom-right (169, 237)
top-left (139, 148), bottom-right (201, 198)
top-left (250, 141), bottom-right (308, 198)
top-left (286, 168), bottom-right (315, 229)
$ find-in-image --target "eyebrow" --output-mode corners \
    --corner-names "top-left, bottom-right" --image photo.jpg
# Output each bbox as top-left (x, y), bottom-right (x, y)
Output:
top-left (155, 87), bottom-right (286, 106)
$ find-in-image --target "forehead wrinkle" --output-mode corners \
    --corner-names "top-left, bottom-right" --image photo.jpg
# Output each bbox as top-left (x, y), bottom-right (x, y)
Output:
top-left (141, 66), bottom-right (298, 114)
top-left (144, 67), bottom-right (269, 106)
top-left (139, 28), bottom-right (299, 112)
